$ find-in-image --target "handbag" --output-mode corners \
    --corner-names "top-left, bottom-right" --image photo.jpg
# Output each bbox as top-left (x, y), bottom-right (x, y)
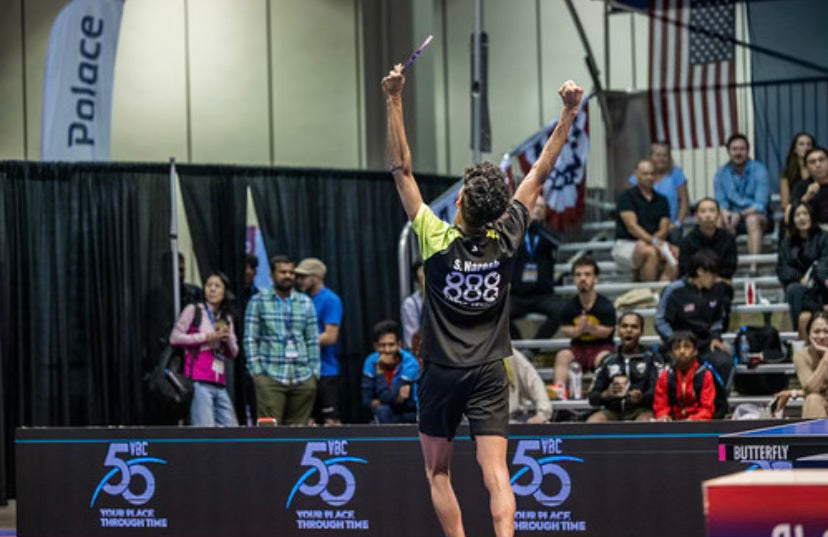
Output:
top-left (145, 305), bottom-right (202, 420)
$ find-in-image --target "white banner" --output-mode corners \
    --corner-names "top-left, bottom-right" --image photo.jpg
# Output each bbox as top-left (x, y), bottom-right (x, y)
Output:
top-left (41, 0), bottom-right (124, 161)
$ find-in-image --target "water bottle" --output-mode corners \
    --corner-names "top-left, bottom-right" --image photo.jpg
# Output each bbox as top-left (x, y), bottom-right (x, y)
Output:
top-left (568, 361), bottom-right (583, 400)
top-left (738, 327), bottom-right (750, 363)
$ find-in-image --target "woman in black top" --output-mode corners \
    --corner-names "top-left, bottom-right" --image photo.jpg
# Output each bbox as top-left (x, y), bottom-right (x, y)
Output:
top-left (780, 132), bottom-right (815, 212)
top-left (777, 201), bottom-right (828, 332)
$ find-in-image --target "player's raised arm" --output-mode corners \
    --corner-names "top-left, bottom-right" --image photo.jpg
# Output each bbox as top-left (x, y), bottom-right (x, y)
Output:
top-left (513, 80), bottom-right (584, 209)
top-left (383, 64), bottom-right (423, 221)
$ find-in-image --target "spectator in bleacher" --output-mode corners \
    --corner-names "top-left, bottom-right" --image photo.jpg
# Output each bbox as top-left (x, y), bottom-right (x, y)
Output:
top-left (791, 147), bottom-right (828, 226)
top-left (628, 141), bottom-right (689, 243)
top-left (655, 250), bottom-right (733, 384)
top-left (800, 259), bottom-right (828, 338)
top-left (586, 312), bottom-right (661, 422)
top-left (779, 132), bottom-right (815, 211)
top-left (244, 255), bottom-right (319, 425)
top-left (401, 259), bottom-right (424, 352)
top-left (295, 257), bottom-right (344, 425)
top-left (552, 256), bottom-right (616, 398)
top-left (509, 196), bottom-right (563, 339)
top-left (714, 133), bottom-right (769, 274)
top-left (361, 320), bottom-right (419, 424)
top-left (612, 159), bottom-right (678, 282)
top-left (507, 348), bottom-right (553, 423)
top-left (678, 197), bottom-right (738, 282)
top-left (793, 312), bottom-right (828, 418)
top-left (776, 200), bottom-right (828, 335)
top-left (653, 331), bottom-right (715, 421)
top-left (169, 271), bottom-right (239, 426)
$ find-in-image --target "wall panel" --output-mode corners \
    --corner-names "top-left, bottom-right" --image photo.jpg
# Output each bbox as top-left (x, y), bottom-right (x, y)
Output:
top-left (187, 0), bottom-right (270, 165)
top-left (0, 0), bottom-right (25, 159)
top-left (110, 0), bottom-right (188, 162)
top-left (270, 0), bottom-right (360, 168)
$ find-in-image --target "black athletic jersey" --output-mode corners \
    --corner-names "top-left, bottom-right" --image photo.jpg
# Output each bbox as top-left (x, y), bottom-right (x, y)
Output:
top-left (412, 199), bottom-right (529, 367)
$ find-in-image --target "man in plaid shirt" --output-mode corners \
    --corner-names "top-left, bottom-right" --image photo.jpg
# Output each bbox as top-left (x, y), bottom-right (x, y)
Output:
top-left (244, 255), bottom-right (320, 424)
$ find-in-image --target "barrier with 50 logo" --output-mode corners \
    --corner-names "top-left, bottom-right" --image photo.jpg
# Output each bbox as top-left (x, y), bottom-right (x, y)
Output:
top-left (510, 438), bottom-right (587, 533)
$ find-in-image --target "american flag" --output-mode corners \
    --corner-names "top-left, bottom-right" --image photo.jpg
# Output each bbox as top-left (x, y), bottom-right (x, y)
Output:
top-left (500, 99), bottom-right (589, 232)
top-left (649, 0), bottom-right (738, 149)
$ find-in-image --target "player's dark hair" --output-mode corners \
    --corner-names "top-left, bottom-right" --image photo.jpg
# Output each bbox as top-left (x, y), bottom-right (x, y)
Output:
top-left (460, 162), bottom-right (509, 229)
top-left (373, 320), bottom-right (401, 342)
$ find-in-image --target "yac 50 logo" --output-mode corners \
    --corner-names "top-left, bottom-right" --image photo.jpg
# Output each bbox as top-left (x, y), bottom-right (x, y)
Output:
top-left (286, 441), bottom-right (367, 508)
top-left (510, 439), bottom-right (583, 507)
top-left (90, 442), bottom-right (167, 507)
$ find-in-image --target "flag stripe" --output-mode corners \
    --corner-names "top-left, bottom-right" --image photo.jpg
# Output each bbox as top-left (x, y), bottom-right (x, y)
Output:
top-left (649, 2), bottom-right (664, 141)
top-left (648, 0), bottom-right (738, 149)
top-left (672, 0), bottom-right (687, 149)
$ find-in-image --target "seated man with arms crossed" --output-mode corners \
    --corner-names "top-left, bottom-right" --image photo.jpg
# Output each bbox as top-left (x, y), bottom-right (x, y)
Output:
top-left (612, 159), bottom-right (677, 282)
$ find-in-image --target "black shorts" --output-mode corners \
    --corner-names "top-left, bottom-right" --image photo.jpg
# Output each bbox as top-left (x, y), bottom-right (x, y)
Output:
top-left (312, 376), bottom-right (339, 421)
top-left (417, 359), bottom-right (509, 440)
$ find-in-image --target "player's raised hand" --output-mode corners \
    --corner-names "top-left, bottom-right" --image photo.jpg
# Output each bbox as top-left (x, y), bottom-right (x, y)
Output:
top-left (558, 80), bottom-right (584, 111)
top-left (382, 64), bottom-right (406, 97)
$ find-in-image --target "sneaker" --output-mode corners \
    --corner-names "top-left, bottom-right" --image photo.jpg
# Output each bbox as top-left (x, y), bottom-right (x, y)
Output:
top-left (551, 383), bottom-right (568, 400)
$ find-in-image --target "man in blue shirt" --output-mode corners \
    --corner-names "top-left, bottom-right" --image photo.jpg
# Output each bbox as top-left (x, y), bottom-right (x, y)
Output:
top-left (361, 320), bottom-right (419, 424)
top-left (714, 133), bottom-right (770, 273)
top-left (295, 257), bottom-right (344, 425)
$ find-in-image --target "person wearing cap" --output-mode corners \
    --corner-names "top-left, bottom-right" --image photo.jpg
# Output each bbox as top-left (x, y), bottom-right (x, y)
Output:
top-left (295, 257), bottom-right (344, 425)
top-left (244, 255), bottom-right (319, 425)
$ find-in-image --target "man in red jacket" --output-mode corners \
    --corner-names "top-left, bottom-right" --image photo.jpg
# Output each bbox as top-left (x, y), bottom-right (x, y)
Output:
top-left (653, 331), bottom-right (715, 421)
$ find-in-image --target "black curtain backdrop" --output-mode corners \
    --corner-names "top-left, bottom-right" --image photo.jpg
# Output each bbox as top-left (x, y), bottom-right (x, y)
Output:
top-left (249, 168), bottom-right (451, 422)
top-left (0, 161), bottom-right (171, 502)
top-left (177, 165), bottom-right (253, 423)
top-left (0, 161), bottom-right (455, 500)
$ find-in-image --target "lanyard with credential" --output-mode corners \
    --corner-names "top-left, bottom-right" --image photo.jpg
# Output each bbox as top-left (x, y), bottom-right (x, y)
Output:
top-left (204, 303), bottom-right (216, 328)
top-left (281, 297), bottom-right (294, 342)
top-left (524, 231), bottom-right (540, 258)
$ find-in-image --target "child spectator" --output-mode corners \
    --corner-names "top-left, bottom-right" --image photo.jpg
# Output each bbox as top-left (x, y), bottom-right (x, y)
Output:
top-left (653, 331), bottom-right (715, 421)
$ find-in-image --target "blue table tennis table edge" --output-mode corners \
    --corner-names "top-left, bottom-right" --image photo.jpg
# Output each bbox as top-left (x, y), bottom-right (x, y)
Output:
top-left (721, 419), bottom-right (828, 438)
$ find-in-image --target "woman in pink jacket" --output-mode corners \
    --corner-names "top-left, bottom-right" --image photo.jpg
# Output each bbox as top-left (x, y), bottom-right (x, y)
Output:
top-left (169, 271), bottom-right (238, 426)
